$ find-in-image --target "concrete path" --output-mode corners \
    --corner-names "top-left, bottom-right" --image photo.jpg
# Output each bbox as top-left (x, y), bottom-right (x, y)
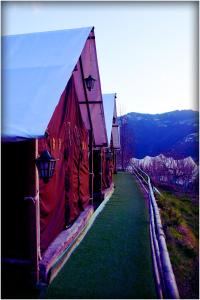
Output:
top-left (46, 173), bottom-right (157, 299)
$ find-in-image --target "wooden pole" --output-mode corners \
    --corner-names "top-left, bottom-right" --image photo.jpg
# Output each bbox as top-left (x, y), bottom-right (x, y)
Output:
top-left (148, 178), bottom-right (180, 299)
top-left (89, 129), bottom-right (94, 204)
top-left (130, 167), bottom-right (180, 299)
top-left (24, 140), bottom-right (41, 285)
top-left (35, 139), bottom-right (41, 283)
top-left (100, 149), bottom-right (103, 199)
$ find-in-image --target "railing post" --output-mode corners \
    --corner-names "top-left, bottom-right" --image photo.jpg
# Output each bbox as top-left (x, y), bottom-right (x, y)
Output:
top-left (148, 177), bottom-right (180, 299)
top-left (130, 166), bottom-right (180, 299)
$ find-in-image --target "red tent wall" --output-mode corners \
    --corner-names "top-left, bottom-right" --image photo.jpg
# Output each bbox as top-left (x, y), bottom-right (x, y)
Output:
top-left (102, 148), bottom-right (114, 190)
top-left (102, 148), bottom-right (108, 190)
top-left (39, 77), bottom-right (90, 253)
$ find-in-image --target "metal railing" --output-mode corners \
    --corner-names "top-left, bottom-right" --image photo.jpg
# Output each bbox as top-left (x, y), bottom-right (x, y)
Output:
top-left (130, 166), bottom-right (180, 299)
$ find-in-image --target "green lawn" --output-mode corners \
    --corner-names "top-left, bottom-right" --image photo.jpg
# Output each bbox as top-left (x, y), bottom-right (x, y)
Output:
top-left (156, 189), bottom-right (199, 299)
top-left (46, 173), bottom-right (156, 299)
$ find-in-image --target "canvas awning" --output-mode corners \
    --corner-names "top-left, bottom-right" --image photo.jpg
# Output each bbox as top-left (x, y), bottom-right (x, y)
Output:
top-left (112, 95), bottom-right (120, 149)
top-left (103, 93), bottom-right (120, 149)
top-left (102, 93), bottom-right (115, 146)
top-left (112, 126), bottom-right (120, 150)
top-left (2, 27), bottom-right (108, 146)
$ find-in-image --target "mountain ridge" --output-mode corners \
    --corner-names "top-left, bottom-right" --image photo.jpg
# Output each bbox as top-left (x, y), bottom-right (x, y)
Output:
top-left (119, 109), bottom-right (199, 163)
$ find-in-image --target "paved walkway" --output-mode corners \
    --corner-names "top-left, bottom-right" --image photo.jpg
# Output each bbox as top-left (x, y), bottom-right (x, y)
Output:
top-left (46, 173), bottom-right (156, 299)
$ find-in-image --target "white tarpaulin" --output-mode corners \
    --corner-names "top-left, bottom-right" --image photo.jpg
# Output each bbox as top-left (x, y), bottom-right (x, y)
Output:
top-left (102, 93), bottom-right (115, 146)
top-left (102, 93), bottom-right (120, 149)
top-left (2, 27), bottom-right (92, 140)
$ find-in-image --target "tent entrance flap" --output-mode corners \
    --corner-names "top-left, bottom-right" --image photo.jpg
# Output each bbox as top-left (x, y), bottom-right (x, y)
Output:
top-left (93, 150), bottom-right (102, 199)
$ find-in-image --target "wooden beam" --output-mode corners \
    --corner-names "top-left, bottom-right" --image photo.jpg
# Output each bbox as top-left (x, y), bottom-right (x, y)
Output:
top-left (79, 101), bottom-right (102, 104)
top-left (94, 144), bottom-right (108, 148)
top-left (79, 57), bottom-right (93, 134)
top-left (89, 129), bottom-right (94, 203)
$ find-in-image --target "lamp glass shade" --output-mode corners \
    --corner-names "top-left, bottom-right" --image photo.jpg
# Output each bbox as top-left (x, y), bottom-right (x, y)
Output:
top-left (84, 75), bottom-right (96, 91)
top-left (106, 150), bottom-right (113, 160)
top-left (35, 150), bottom-right (57, 183)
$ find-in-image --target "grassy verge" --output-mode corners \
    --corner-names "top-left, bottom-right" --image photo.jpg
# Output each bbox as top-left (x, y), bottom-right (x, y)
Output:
top-left (155, 188), bottom-right (199, 299)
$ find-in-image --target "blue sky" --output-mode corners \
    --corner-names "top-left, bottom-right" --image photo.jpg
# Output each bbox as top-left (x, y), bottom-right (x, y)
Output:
top-left (2, 2), bottom-right (198, 115)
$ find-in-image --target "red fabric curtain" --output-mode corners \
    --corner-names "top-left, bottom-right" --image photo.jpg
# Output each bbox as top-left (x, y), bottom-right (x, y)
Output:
top-left (102, 148), bottom-right (114, 190)
top-left (102, 148), bottom-right (107, 190)
top-left (79, 132), bottom-right (90, 208)
top-left (39, 77), bottom-right (90, 253)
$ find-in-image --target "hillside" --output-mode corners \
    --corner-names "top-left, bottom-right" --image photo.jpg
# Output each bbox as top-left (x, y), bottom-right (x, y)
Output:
top-left (119, 110), bottom-right (199, 163)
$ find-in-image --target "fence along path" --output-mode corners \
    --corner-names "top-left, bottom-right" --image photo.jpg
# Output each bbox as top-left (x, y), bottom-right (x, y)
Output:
top-left (131, 165), bottom-right (180, 299)
top-left (46, 172), bottom-right (156, 299)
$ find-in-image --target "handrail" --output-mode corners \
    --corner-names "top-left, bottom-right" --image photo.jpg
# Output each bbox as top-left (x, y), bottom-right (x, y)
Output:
top-left (130, 166), bottom-right (180, 299)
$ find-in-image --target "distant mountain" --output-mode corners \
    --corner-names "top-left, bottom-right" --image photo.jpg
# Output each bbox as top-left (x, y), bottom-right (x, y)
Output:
top-left (119, 110), bottom-right (199, 163)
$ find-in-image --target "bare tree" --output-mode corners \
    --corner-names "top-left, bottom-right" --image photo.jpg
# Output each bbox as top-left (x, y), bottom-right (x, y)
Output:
top-left (130, 155), bottom-right (198, 192)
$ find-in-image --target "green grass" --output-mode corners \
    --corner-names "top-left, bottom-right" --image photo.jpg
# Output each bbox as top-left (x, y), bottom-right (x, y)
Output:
top-left (46, 173), bottom-right (156, 299)
top-left (155, 189), bottom-right (199, 299)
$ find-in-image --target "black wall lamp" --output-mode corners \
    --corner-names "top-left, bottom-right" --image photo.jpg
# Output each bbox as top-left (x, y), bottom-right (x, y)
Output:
top-left (84, 75), bottom-right (96, 91)
top-left (35, 150), bottom-right (58, 183)
top-left (106, 149), bottom-right (113, 160)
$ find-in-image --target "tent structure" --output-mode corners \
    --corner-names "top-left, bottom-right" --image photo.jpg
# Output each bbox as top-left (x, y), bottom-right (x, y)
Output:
top-left (91, 93), bottom-right (121, 202)
top-left (2, 27), bottom-right (120, 295)
top-left (102, 93), bottom-right (120, 152)
top-left (2, 27), bottom-right (107, 145)
top-left (101, 93), bottom-right (120, 190)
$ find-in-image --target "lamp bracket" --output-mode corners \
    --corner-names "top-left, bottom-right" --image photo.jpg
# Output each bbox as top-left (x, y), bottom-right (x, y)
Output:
top-left (24, 192), bottom-right (39, 205)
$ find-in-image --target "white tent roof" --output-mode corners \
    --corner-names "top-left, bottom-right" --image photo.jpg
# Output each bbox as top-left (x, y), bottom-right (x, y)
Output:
top-left (102, 93), bottom-right (120, 149)
top-left (112, 126), bottom-right (120, 149)
top-left (2, 27), bottom-right (92, 140)
top-left (102, 93), bottom-right (115, 146)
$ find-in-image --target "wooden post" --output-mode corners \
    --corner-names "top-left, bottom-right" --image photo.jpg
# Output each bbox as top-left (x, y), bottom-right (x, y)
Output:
top-left (89, 129), bottom-right (94, 204)
top-left (35, 139), bottom-right (41, 283)
top-left (24, 139), bottom-right (41, 286)
top-left (148, 178), bottom-right (180, 299)
top-left (99, 149), bottom-right (103, 200)
top-left (113, 151), bottom-right (117, 174)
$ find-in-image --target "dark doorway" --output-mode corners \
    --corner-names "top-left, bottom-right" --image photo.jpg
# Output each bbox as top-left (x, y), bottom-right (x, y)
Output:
top-left (1, 140), bottom-right (37, 298)
top-left (93, 149), bottom-right (102, 204)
